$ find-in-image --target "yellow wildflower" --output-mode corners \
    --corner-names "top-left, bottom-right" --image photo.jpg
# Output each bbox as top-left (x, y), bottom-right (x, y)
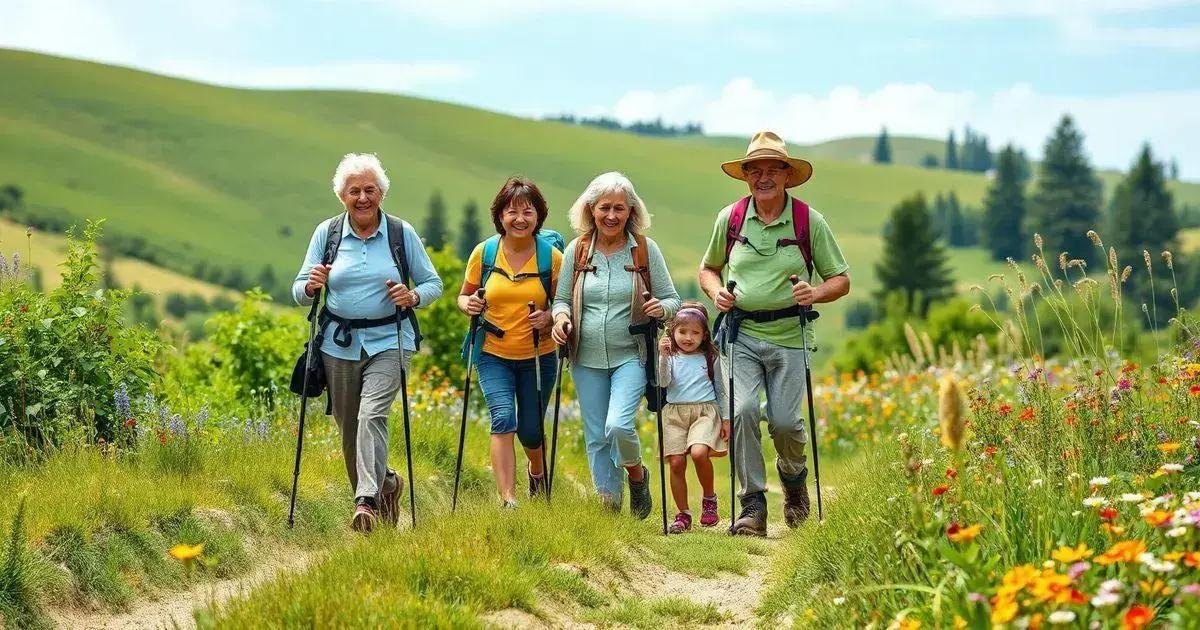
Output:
top-left (1158, 442), bottom-right (1182, 454)
top-left (169, 543), bottom-right (204, 562)
top-left (1096, 540), bottom-right (1146, 566)
top-left (1051, 543), bottom-right (1093, 564)
top-left (948, 523), bottom-right (982, 544)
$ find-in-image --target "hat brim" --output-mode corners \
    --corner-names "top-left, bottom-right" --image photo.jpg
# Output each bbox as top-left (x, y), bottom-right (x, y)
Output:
top-left (721, 154), bottom-right (813, 188)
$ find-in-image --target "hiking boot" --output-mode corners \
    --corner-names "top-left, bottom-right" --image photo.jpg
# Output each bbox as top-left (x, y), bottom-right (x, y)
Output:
top-left (669, 512), bottom-right (692, 534)
top-left (528, 468), bottom-right (547, 498)
top-left (351, 498), bottom-right (378, 534)
top-left (502, 499), bottom-right (518, 510)
top-left (379, 469), bottom-right (404, 526)
top-left (628, 465), bottom-right (652, 520)
top-left (730, 492), bottom-right (767, 537)
top-left (700, 495), bottom-right (719, 527)
top-left (779, 464), bottom-right (810, 528)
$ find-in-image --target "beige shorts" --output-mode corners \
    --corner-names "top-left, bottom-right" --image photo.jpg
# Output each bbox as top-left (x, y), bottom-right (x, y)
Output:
top-left (663, 402), bottom-right (728, 457)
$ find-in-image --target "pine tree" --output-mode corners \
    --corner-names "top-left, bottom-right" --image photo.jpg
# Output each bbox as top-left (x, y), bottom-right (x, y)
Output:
top-left (1169, 159), bottom-right (1180, 181)
top-left (456, 198), bottom-right (483, 261)
top-left (931, 193), bottom-right (948, 239)
top-left (1029, 115), bottom-right (1102, 266)
top-left (982, 144), bottom-right (1028, 261)
top-left (946, 191), bottom-right (966, 246)
top-left (945, 130), bottom-right (960, 170)
top-left (1108, 144), bottom-right (1178, 306)
top-left (423, 190), bottom-right (449, 250)
top-left (873, 127), bottom-right (892, 164)
top-left (874, 193), bottom-right (955, 315)
top-left (921, 154), bottom-right (939, 169)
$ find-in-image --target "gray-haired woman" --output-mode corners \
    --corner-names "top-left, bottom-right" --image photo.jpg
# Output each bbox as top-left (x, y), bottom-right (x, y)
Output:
top-left (292, 153), bottom-right (443, 532)
top-left (550, 172), bottom-right (680, 517)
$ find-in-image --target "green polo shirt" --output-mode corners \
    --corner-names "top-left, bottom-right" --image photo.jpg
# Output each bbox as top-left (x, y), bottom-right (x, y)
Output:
top-left (701, 196), bottom-right (849, 349)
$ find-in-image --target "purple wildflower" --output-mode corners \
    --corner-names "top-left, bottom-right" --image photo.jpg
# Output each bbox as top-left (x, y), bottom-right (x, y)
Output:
top-left (0, 253), bottom-right (7, 277)
top-left (1068, 561), bottom-right (1090, 579)
top-left (195, 405), bottom-right (209, 430)
top-left (256, 419), bottom-right (269, 439)
top-left (158, 404), bottom-right (169, 426)
top-left (113, 384), bottom-right (131, 420)
top-left (10, 252), bottom-right (19, 276)
top-left (168, 414), bottom-right (186, 437)
top-left (1118, 378), bottom-right (1132, 391)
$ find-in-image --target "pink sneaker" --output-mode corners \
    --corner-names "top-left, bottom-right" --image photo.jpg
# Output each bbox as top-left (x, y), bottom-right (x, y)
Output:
top-left (351, 503), bottom-right (377, 534)
top-left (669, 512), bottom-right (692, 534)
top-left (700, 495), bottom-right (719, 527)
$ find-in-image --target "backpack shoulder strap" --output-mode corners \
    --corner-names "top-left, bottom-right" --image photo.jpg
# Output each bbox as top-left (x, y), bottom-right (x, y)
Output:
top-left (572, 234), bottom-right (595, 286)
top-left (790, 198), bottom-right (814, 277)
top-left (479, 234), bottom-right (502, 288)
top-left (722, 197), bottom-right (752, 265)
top-left (628, 233), bottom-right (653, 292)
top-left (323, 213), bottom-right (346, 265)
top-left (534, 235), bottom-right (554, 304)
top-left (384, 213), bottom-right (412, 285)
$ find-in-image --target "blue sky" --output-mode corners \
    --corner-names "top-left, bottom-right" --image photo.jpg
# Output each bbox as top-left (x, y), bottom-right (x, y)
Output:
top-left (3, 0), bottom-right (1199, 177)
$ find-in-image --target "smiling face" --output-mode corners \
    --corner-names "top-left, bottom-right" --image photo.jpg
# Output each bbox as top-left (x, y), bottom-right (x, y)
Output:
top-left (591, 191), bottom-right (631, 238)
top-left (672, 319), bottom-right (707, 354)
top-left (742, 159), bottom-right (790, 209)
top-left (500, 195), bottom-right (539, 239)
top-left (339, 172), bottom-right (383, 223)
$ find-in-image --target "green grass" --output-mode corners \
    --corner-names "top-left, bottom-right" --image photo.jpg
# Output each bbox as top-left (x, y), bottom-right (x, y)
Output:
top-left (6, 49), bottom-right (1198, 365)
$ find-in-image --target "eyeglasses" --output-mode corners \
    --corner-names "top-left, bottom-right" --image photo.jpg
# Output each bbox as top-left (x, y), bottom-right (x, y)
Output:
top-left (742, 166), bottom-right (790, 179)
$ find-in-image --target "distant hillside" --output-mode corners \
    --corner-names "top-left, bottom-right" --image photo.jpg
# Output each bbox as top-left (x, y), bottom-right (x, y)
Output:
top-left (2, 48), bottom-right (1198, 359)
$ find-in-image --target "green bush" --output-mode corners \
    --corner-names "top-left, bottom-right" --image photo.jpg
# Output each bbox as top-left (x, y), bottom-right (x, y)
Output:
top-left (194, 290), bottom-right (304, 410)
top-left (409, 246), bottom-right (468, 387)
top-left (0, 222), bottom-right (163, 447)
top-left (833, 293), bottom-right (994, 373)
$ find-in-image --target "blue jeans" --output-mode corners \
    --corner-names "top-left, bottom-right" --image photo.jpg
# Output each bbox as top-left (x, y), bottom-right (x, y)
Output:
top-left (476, 351), bottom-right (557, 449)
top-left (572, 359), bottom-right (647, 502)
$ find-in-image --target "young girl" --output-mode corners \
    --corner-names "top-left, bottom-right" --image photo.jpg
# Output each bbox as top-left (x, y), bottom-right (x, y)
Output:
top-left (656, 301), bottom-right (729, 534)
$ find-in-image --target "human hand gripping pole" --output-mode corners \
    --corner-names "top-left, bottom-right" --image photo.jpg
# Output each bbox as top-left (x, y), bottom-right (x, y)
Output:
top-left (452, 288), bottom-right (485, 513)
top-left (789, 274), bottom-right (823, 521)
top-left (529, 301), bottom-right (551, 502)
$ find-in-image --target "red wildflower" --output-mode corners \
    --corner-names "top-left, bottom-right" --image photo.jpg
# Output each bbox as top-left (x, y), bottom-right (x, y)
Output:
top-left (998, 403), bottom-right (1013, 416)
top-left (1189, 384), bottom-right (1200, 397)
top-left (1019, 407), bottom-right (1036, 421)
top-left (1100, 506), bottom-right (1118, 522)
top-left (946, 467), bottom-right (958, 479)
top-left (1123, 604), bottom-right (1153, 629)
top-left (1121, 362), bottom-right (1138, 374)
top-left (932, 484), bottom-right (950, 497)
top-left (983, 445), bottom-right (998, 457)
top-left (123, 418), bottom-right (136, 429)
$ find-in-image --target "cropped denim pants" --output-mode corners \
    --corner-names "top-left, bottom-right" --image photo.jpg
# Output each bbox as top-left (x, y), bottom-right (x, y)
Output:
top-left (476, 351), bottom-right (557, 449)
top-left (571, 359), bottom-right (647, 503)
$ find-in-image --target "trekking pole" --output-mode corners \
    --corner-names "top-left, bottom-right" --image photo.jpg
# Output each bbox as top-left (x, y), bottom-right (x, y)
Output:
top-left (391, 285), bottom-right (418, 529)
top-left (529, 302), bottom-right (551, 502)
top-left (452, 288), bottom-right (486, 513)
top-left (789, 275), bottom-right (823, 521)
top-left (642, 291), bottom-right (669, 536)
top-left (287, 285), bottom-right (324, 529)
top-left (548, 344), bottom-right (568, 500)
top-left (723, 280), bottom-right (737, 532)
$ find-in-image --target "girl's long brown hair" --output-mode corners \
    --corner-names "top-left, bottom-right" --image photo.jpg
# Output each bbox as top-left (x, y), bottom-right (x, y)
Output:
top-left (666, 300), bottom-right (717, 360)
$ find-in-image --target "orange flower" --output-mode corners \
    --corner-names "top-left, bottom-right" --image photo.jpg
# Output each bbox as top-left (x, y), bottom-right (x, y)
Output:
top-left (990, 594), bottom-right (1019, 624)
top-left (998, 403), bottom-right (1013, 416)
top-left (932, 484), bottom-right (950, 497)
top-left (1123, 604), bottom-right (1153, 630)
top-left (1019, 407), bottom-right (1036, 421)
top-left (1144, 511), bottom-right (1172, 527)
top-left (984, 445), bottom-right (998, 457)
top-left (1099, 506), bottom-right (1119, 522)
top-left (1097, 540), bottom-right (1147, 566)
top-left (948, 523), bottom-right (982, 544)
top-left (1190, 384), bottom-right (1200, 397)
top-left (1158, 442), bottom-right (1182, 454)
top-left (946, 467), bottom-right (958, 479)
top-left (1182, 552), bottom-right (1200, 568)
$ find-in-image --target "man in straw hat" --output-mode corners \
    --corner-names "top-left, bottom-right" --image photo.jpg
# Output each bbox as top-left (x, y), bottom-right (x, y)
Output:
top-left (698, 131), bottom-right (850, 536)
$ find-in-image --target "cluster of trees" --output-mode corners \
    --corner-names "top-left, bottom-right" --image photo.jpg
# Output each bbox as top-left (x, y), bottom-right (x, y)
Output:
top-left (421, 191), bottom-right (489, 261)
top-left (860, 114), bottom-right (1195, 335)
top-left (888, 125), bottom-right (1006, 172)
top-left (545, 115), bottom-right (703, 137)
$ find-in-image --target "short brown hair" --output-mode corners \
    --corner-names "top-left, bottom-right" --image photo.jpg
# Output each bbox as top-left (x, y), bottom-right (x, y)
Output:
top-left (490, 177), bottom-right (549, 235)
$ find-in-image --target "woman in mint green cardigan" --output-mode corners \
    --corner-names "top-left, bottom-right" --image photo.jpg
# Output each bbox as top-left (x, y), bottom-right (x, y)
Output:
top-left (551, 172), bottom-right (680, 518)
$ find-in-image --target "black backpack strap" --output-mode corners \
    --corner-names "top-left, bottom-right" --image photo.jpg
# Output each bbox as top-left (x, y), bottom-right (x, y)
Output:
top-left (324, 213), bottom-right (346, 267)
top-left (384, 213), bottom-right (422, 351)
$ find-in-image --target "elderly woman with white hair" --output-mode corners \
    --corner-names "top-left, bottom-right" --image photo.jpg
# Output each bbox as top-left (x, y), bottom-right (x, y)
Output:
top-left (550, 172), bottom-right (681, 518)
top-left (292, 153), bottom-right (443, 533)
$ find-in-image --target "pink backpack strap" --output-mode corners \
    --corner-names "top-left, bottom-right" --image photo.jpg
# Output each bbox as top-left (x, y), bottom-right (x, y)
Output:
top-left (722, 196), bottom-right (752, 265)
top-left (787, 198), bottom-right (814, 277)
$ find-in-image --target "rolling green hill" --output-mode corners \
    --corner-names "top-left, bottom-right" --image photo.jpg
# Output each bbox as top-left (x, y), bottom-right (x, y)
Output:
top-left (2, 48), bottom-right (1198, 359)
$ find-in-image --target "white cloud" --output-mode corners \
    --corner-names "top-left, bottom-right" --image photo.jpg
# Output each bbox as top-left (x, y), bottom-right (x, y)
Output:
top-left (0, 0), bottom-right (137, 65)
top-left (585, 79), bottom-right (1200, 178)
top-left (153, 60), bottom-right (473, 93)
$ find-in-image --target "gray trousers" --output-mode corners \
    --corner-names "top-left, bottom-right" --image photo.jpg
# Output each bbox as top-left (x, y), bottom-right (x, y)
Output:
top-left (722, 333), bottom-right (809, 498)
top-left (322, 349), bottom-right (406, 501)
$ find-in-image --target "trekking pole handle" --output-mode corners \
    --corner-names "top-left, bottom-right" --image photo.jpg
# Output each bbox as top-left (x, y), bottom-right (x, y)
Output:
top-left (527, 300), bottom-right (536, 314)
top-left (725, 280), bottom-right (736, 292)
top-left (789, 274), bottom-right (799, 286)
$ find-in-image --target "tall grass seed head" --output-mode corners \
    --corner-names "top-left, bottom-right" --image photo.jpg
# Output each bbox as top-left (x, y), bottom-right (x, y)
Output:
top-left (1121, 266), bottom-right (1132, 282)
top-left (1058, 253), bottom-right (1068, 271)
top-left (1143, 250), bottom-right (1152, 272)
top-left (1034, 232), bottom-right (1044, 250)
top-left (939, 374), bottom-right (965, 452)
top-left (1163, 251), bottom-right (1174, 270)
top-left (1087, 230), bottom-right (1102, 246)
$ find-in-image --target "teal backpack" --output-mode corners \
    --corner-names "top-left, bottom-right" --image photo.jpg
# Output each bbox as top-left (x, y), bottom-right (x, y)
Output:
top-left (461, 230), bottom-right (566, 363)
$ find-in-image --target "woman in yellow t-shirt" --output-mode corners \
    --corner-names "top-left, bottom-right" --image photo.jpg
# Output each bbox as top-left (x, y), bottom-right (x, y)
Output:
top-left (458, 177), bottom-right (562, 507)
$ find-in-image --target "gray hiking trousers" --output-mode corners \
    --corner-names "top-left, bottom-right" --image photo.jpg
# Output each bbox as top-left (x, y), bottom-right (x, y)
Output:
top-left (322, 348), bottom-right (407, 501)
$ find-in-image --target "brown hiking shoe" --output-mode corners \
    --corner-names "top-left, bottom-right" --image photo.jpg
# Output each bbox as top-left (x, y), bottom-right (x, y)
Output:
top-left (528, 468), bottom-right (547, 498)
top-left (351, 500), bottom-right (378, 534)
top-left (780, 465), bottom-right (810, 528)
top-left (730, 492), bottom-right (767, 537)
top-left (379, 469), bottom-right (404, 526)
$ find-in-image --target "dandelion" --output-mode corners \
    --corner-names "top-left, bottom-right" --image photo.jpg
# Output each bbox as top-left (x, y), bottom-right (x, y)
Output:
top-left (169, 543), bottom-right (204, 563)
top-left (938, 375), bottom-right (964, 451)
